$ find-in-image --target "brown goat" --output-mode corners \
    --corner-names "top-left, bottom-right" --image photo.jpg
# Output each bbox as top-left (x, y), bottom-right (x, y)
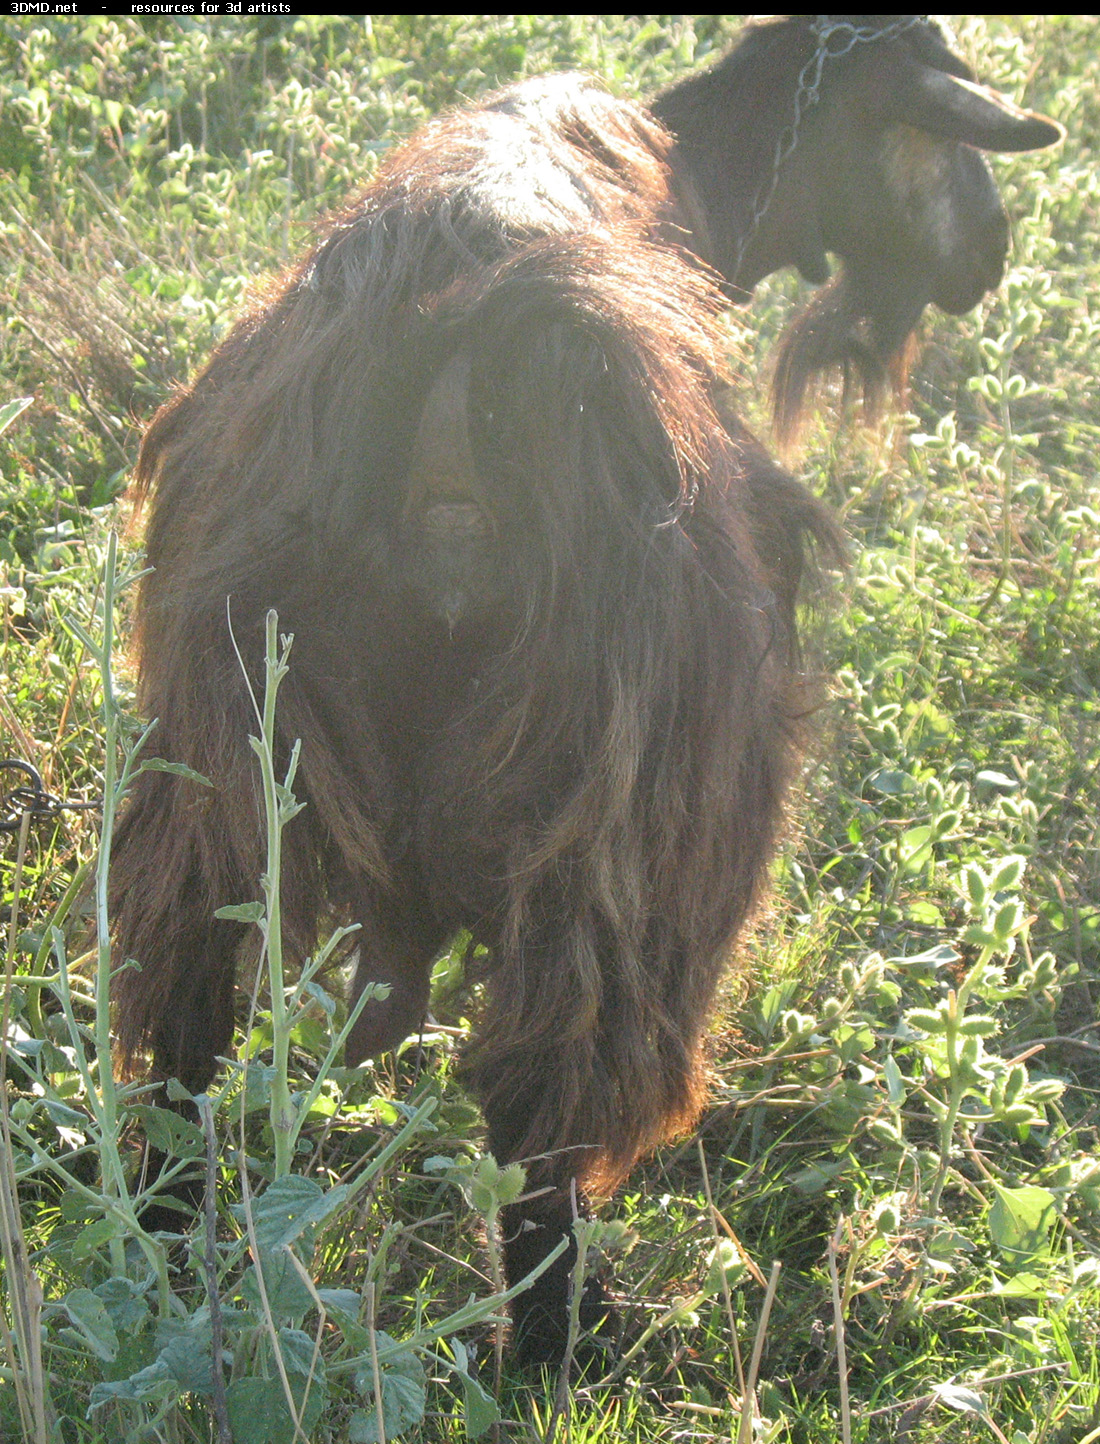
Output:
top-left (111, 19), bottom-right (1058, 1366)
top-left (653, 15), bottom-right (1062, 436)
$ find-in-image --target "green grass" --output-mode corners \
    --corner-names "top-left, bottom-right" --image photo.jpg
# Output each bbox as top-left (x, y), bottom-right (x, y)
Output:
top-left (2, 15), bottom-right (1098, 1444)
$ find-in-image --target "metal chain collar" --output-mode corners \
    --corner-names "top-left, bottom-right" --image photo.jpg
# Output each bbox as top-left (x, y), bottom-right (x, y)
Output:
top-left (733, 14), bottom-right (929, 283)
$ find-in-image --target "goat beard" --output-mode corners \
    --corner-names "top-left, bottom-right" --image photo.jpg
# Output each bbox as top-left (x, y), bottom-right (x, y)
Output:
top-left (770, 264), bottom-right (924, 448)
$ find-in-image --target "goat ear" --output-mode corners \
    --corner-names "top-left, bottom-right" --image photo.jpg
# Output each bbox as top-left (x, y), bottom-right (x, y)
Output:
top-left (895, 68), bottom-right (1064, 153)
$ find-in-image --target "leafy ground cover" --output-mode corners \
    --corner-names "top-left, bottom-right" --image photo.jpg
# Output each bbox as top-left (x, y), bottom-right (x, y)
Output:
top-left (1, 15), bottom-right (1097, 1444)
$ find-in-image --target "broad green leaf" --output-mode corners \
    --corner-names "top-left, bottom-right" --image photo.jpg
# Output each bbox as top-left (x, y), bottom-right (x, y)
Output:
top-left (0, 396), bottom-right (33, 434)
top-left (352, 1345), bottom-right (427, 1442)
top-left (239, 1250), bottom-right (313, 1323)
top-left (138, 758), bottom-right (213, 786)
top-left (990, 1184), bottom-right (1056, 1266)
top-left (129, 1104), bottom-right (205, 1157)
top-left (58, 1293), bottom-right (117, 1357)
top-left (88, 1359), bottom-right (180, 1411)
top-left (456, 1367), bottom-right (500, 1440)
top-left (226, 1377), bottom-right (297, 1444)
top-left (41, 1100), bottom-right (87, 1130)
top-left (215, 901), bottom-right (266, 923)
top-left (233, 1173), bottom-right (351, 1249)
top-left (71, 1217), bottom-right (124, 1261)
top-left (93, 1278), bottom-right (149, 1336)
top-left (157, 1332), bottom-right (218, 1396)
top-left (62, 1288), bottom-right (119, 1361)
top-left (226, 1359), bottom-right (325, 1444)
top-left (932, 1382), bottom-right (987, 1416)
top-left (868, 768), bottom-right (913, 796)
top-left (883, 1054), bottom-right (907, 1105)
top-left (316, 1288), bottom-right (363, 1323)
top-left (992, 1271), bottom-right (1049, 1297)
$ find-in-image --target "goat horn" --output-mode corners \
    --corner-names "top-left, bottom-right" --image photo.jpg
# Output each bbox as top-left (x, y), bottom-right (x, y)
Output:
top-left (896, 67), bottom-right (1064, 153)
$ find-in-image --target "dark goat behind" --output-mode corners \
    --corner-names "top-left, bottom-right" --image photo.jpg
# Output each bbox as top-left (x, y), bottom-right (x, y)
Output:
top-left (654, 15), bottom-right (1062, 437)
top-left (111, 17), bottom-right (1059, 1366)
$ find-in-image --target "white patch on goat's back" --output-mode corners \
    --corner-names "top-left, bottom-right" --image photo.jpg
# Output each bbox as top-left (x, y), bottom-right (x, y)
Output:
top-left (880, 125), bottom-right (959, 257)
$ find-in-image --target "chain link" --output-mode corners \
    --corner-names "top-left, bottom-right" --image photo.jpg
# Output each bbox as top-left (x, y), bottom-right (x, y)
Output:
top-left (1, 759), bottom-right (99, 835)
top-left (733, 15), bottom-right (929, 285)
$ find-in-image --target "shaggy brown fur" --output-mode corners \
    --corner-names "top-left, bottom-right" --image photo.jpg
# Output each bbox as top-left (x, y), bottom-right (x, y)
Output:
top-left (111, 75), bottom-right (842, 1365)
top-left (112, 19), bottom-right (1059, 1365)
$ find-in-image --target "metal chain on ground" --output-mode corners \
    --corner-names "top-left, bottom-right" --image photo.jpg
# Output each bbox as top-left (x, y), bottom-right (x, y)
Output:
top-left (732, 14), bottom-right (929, 284)
top-left (0, 758), bottom-right (99, 835)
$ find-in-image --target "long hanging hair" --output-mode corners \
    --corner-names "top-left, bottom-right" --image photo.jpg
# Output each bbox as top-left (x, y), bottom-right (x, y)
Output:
top-left (111, 74), bottom-right (842, 1218)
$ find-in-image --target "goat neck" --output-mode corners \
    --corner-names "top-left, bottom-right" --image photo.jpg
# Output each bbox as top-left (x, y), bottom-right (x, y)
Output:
top-left (652, 19), bottom-right (832, 298)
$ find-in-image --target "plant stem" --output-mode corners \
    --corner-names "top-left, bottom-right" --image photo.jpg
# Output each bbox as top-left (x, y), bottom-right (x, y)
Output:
top-left (255, 610), bottom-right (296, 1178)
